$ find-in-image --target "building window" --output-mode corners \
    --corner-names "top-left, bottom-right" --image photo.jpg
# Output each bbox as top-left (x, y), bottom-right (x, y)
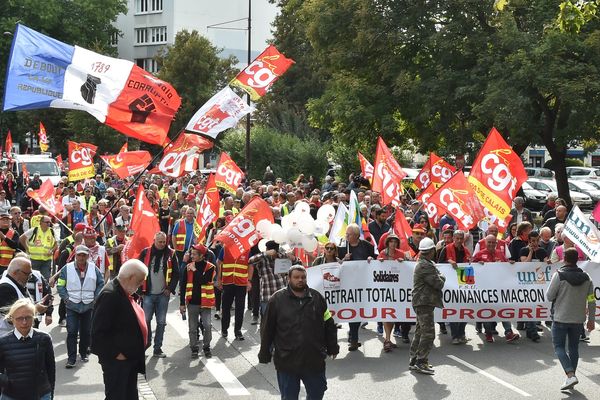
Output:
top-left (135, 58), bottom-right (159, 73)
top-left (135, 27), bottom-right (167, 45)
top-left (109, 32), bottom-right (119, 47)
top-left (135, 0), bottom-right (163, 14)
top-left (135, 28), bottom-right (148, 44)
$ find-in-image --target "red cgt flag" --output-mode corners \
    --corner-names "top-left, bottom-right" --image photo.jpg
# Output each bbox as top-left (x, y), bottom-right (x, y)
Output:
top-left (56, 154), bottom-right (63, 170)
top-left (4, 130), bottom-right (12, 160)
top-left (119, 142), bottom-right (128, 153)
top-left (467, 127), bottom-right (527, 221)
top-left (67, 141), bottom-right (98, 182)
top-left (215, 152), bottom-right (244, 194)
top-left (195, 173), bottom-right (220, 244)
top-left (38, 122), bottom-right (49, 152)
top-left (358, 152), bottom-right (374, 183)
top-left (101, 151), bottom-right (151, 179)
top-left (417, 183), bottom-right (442, 228)
top-left (372, 137), bottom-right (407, 206)
top-left (27, 179), bottom-right (64, 217)
top-left (414, 153), bottom-right (456, 190)
top-left (230, 44), bottom-right (295, 101)
top-left (122, 185), bottom-right (160, 262)
top-left (393, 209), bottom-right (417, 256)
top-left (214, 197), bottom-right (274, 260)
top-left (427, 171), bottom-right (485, 231)
top-left (148, 133), bottom-right (213, 178)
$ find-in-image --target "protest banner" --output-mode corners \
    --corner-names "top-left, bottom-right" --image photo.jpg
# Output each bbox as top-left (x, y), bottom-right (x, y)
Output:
top-left (307, 260), bottom-right (600, 322)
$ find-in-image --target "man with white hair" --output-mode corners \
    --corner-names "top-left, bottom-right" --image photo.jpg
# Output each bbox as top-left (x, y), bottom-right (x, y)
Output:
top-left (92, 259), bottom-right (149, 400)
top-left (508, 196), bottom-right (533, 227)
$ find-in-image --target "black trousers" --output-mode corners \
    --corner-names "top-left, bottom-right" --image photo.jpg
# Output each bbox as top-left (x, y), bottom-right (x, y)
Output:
top-left (101, 358), bottom-right (138, 400)
top-left (251, 272), bottom-right (260, 317)
top-left (221, 284), bottom-right (246, 335)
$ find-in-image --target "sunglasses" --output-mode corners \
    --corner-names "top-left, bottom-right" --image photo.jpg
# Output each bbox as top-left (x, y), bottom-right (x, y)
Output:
top-left (325, 246), bottom-right (335, 250)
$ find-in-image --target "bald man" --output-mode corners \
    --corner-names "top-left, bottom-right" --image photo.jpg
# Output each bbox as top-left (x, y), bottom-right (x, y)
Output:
top-left (543, 205), bottom-right (568, 235)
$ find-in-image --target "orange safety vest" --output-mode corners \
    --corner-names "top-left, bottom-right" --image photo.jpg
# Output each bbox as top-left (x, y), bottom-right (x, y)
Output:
top-left (0, 230), bottom-right (16, 267)
top-left (185, 261), bottom-right (215, 308)
top-left (221, 250), bottom-right (249, 286)
top-left (141, 247), bottom-right (174, 294)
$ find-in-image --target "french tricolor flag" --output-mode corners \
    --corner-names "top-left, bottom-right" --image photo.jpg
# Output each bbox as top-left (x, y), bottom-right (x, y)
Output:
top-left (2, 24), bottom-right (181, 145)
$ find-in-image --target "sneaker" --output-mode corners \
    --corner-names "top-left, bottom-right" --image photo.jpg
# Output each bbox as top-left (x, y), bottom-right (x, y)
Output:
top-left (545, 321), bottom-right (552, 327)
top-left (536, 326), bottom-right (543, 332)
top-left (528, 334), bottom-right (541, 343)
top-left (414, 362), bottom-right (435, 375)
top-left (214, 312), bottom-right (221, 320)
top-left (348, 341), bottom-right (362, 351)
top-left (376, 324), bottom-right (384, 336)
top-left (393, 329), bottom-right (402, 338)
top-left (221, 331), bottom-right (228, 338)
top-left (485, 333), bottom-right (494, 343)
top-left (203, 348), bottom-right (212, 359)
top-left (409, 357), bottom-right (417, 370)
top-left (80, 354), bottom-right (89, 362)
top-left (580, 335), bottom-right (590, 342)
top-left (360, 322), bottom-right (368, 329)
top-left (59, 319), bottom-right (66, 327)
top-left (475, 322), bottom-right (483, 333)
top-left (505, 331), bottom-right (520, 343)
top-left (452, 338), bottom-right (461, 345)
top-left (65, 361), bottom-right (76, 369)
top-left (560, 376), bottom-right (579, 390)
top-left (251, 315), bottom-right (260, 325)
top-left (402, 335), bottom-right (410, 344)
top-left (439, 325), bottom-right (447, 335)
top-left (235, 333), bottom-right (245, 341)
top-left (459, 336), bottom-right (471, 344)
top-left (516, 322), bottom-right (525, 330)
top-left (490, 329), bottom-right (499, 335)
top-left (153, 349), bottom-right (166, 358)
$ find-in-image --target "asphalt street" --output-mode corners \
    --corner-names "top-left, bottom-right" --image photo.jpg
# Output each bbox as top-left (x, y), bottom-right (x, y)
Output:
top-left (44, 295), bottom-right (600, 400)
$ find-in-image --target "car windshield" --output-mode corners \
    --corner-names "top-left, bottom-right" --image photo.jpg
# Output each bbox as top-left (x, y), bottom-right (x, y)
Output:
top-left (586, 181), bottom-right (600, 190)
top-left (522, 182), bottom-right (534, 190)
top-left (18, 161), bottom-right (59, 176)
top-left (571, 181), bottom-right (596, 191)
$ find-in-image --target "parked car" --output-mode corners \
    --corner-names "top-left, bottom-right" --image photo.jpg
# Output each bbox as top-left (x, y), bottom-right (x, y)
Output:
top-left (568, 180), bottom-right (600, 202)
top-left (524, 167), bottom-right (554, 179)
top-left (566, 166), bottom-right (600, 180)
top-left (527, 178), bottom-right (593, 208)
top-left (520, 182), bottom-right (547, 211)
top-left (583, 180), bottom-right (600, 190)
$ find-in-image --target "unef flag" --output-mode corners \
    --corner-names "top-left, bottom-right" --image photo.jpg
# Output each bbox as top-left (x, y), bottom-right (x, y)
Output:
top-left (414, 153), bottom-right (455, 190)
top-left (195, 173), bottom-right (220, 243)
top-left (38, 122), bottom-right (49, 152)
top-left (4, 130), bottom-right (12, 160)
top-left (148, 133), bottom-right (213, 178)
top-left (563, 206), bottom-right (600, 262)
top-left (27, 179), bottom-right (64, 217)
top-left (214, 197), bottom-right (274, 259)
top-left (357, 152), bottom-right (374, 183)
top-left (215, 152), bottom-right (244, 194)
top-left (3, 24), bottom-right (181, 145)
top-left (417, 183), bottom-right (441, 228)
top-left (101, 150), bottom-right (151, 179)
top-left (67, 141), bottom-right (97, 181)
top-left (467, 127), bottom-right (527, 221)
top-left (185, 87), bottom-right (255, 139)
top-left (122, 185), bottom-right (161, 262)
top-left (230, 45), bottom-right (295, 101)
top-left (372, 137), bottom-right (407, 206)
top-left (427, 171), bottom-right (485, 231)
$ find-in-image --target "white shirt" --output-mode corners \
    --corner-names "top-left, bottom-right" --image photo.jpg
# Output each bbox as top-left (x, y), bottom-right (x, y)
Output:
top-left (14, 327), bottom-right (33, 340)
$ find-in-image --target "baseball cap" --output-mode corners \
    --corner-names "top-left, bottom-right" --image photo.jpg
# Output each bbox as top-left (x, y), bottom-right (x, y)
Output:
top-left (192, 243), bottom-right (207, 255)
top-left (74, 223), bottom-right (87, 232)
top-left (83, 226), bottom-right (97, 238)
top-left (0, 212), bottom-right (11, 219)
top-left (115, 224), bottom-right (127, 231)
top-left (412, 223), bottom-right (425, 233)
top-left (75, 245), bottom-right (90, 255)
top-left (442, 224), bottom-right (455, 233)
top-left (186, 194), bottom-right (196, 201)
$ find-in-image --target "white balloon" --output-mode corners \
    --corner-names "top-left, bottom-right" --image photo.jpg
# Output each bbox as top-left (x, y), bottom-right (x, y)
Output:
top-left (314, 219), bottom-right (330, 236)
top-left (287, 228), bottom-right (303, 247)
top-left (297, 216), bottom-right (316, 235)
top-left (302, 235), bottom-right (318, 252)
top-left (271, 225), bottom-right (287, 244)
top-left (317, 204), bottom-right (335, 223)
top-left (281, 214), bottom-right (292, 230)
top-left (288, 212), bottom-right (300, 228)
top-left (294, 202), bottom-right (310, 214)
top-left (256, 220), bottom-right (272, 239)
top-left (258, 238), bottom-right (268, 252)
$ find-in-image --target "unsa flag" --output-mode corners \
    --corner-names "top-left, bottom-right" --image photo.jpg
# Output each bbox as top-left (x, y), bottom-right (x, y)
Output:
top-left (371, 137), bottom-right (407, 206)
top-left (414, 153), bottom-right (455, 190)
top-left (122, 185), bottom-right (160, 262)
top-left (214, 197), bottom-right (274, 260)
top-left (467, 127), bottom-right (527, 221)
top-left (148, 133), bottom-right (213, 178)
top-left (195, 173), bottom-right (220, 243)
top-left (185, 87), bottom-right (255, 139)
top-left (357, 152), bottom-right (374, 183)
top-left (27, 179), bottom-right (64, 217)
top-left (215, 152), bottom-right (244, 194)
top-left (427, 171), bottom-right (485, 231)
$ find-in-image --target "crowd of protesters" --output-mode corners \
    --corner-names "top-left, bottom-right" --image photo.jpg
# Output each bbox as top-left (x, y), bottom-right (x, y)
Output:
top-left (0, 161), bottom-right (595, 398)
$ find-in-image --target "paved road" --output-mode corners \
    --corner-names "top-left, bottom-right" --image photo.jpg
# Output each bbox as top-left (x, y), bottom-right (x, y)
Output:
top-left (46, 297), bottom-right (600, 399)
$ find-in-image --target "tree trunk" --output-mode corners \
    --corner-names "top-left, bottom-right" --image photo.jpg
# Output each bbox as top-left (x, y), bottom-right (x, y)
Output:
top-left (548, 147), bottom-right (571, 208)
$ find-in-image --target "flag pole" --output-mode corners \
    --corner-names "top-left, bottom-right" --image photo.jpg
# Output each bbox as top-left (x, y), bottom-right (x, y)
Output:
top-left (93, 130), bottom-right (185, 231)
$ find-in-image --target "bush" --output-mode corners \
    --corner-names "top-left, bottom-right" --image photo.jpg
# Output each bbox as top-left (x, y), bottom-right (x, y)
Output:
top-left (219, 125), bottom-right (329, 182)
top-left (543, 158), bottom-right (584, 169)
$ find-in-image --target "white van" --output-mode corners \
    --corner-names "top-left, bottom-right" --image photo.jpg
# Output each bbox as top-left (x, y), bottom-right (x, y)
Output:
top-left (1, 155), bottom-right (62, 186)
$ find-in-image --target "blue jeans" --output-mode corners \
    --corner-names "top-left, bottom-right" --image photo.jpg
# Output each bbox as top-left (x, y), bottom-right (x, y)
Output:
top-left (66, 308), bottom-right (92, 363)
top-left (552, 322), bottom-right (582, 374)
top-left (1, 393), bottom-right (51, 400)
top-left (277, 370), bottom-right (327, 400)
top-left (449, 322), bottom-right (466, 339)
top-left (31, 259), bottom-right (52, 280)
top-left (143, 293), bottom-right (169, 351)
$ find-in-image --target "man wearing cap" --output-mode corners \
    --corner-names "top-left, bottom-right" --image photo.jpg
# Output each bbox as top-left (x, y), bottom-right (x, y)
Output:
top-left (58, 222), bottom-right (87, 255)
top-left (20, 215), bottom-right (57, 280)
top-left (106, 224), bottom-right (129, 279)
top-left (410, 237), bottom-right (446, 375)
top-left (180, 243), bottom-right (216, 358)
top-left (0, 212), bottom-right (20, 274)
top-left (139, 232), bottom-right (179, 358)
top-left (410, 200), bottom-right (427, 224)
top-left (408, 224), bottom-right (426, 254)
top-left (57, 244), bottom-right (105, 368)
top-left (83, 226), bottom-right (110, 283)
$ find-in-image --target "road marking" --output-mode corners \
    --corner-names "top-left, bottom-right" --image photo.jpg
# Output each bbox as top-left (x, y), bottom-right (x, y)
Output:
top-left (447, 355), bottom-right (532, 397)
top-left (166, 313), bottom-right (251, 396)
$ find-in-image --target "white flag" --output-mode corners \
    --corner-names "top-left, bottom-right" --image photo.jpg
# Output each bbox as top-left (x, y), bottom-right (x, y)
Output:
top-left (185, 86), bottom-right (255, 139)
top-left (328, 202), bottom-right (349, 246)
top-left (563, 206), bottom-right (600, 262)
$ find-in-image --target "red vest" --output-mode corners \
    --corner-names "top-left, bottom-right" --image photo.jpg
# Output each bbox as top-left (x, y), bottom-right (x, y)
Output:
top-left (221, 250), bottom-right (249, 286)
top-left (477, 238), bottom-right (507, 255)
top-left (185, 262), bottom-right (215, 308)
top-left (0, 230), bottom-right (16, 267)
top-left (444, 243), bottom-right (471, 263)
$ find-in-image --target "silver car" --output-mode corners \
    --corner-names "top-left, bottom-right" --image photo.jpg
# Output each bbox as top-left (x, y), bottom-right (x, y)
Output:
top-left (527, 178), bottom-right (593, 208)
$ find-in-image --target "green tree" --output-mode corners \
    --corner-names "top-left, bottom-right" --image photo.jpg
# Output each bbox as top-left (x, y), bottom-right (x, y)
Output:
top-left (219, 125), bottom-right (329, 182)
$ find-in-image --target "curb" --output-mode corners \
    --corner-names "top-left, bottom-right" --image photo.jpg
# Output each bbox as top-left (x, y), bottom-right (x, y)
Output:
top-left (138, 374), bottom-right (158, 400)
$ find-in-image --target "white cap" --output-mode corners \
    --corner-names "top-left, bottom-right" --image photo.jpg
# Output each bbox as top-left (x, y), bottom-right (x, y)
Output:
top-left (418, 237), bottom-right (436, 251)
